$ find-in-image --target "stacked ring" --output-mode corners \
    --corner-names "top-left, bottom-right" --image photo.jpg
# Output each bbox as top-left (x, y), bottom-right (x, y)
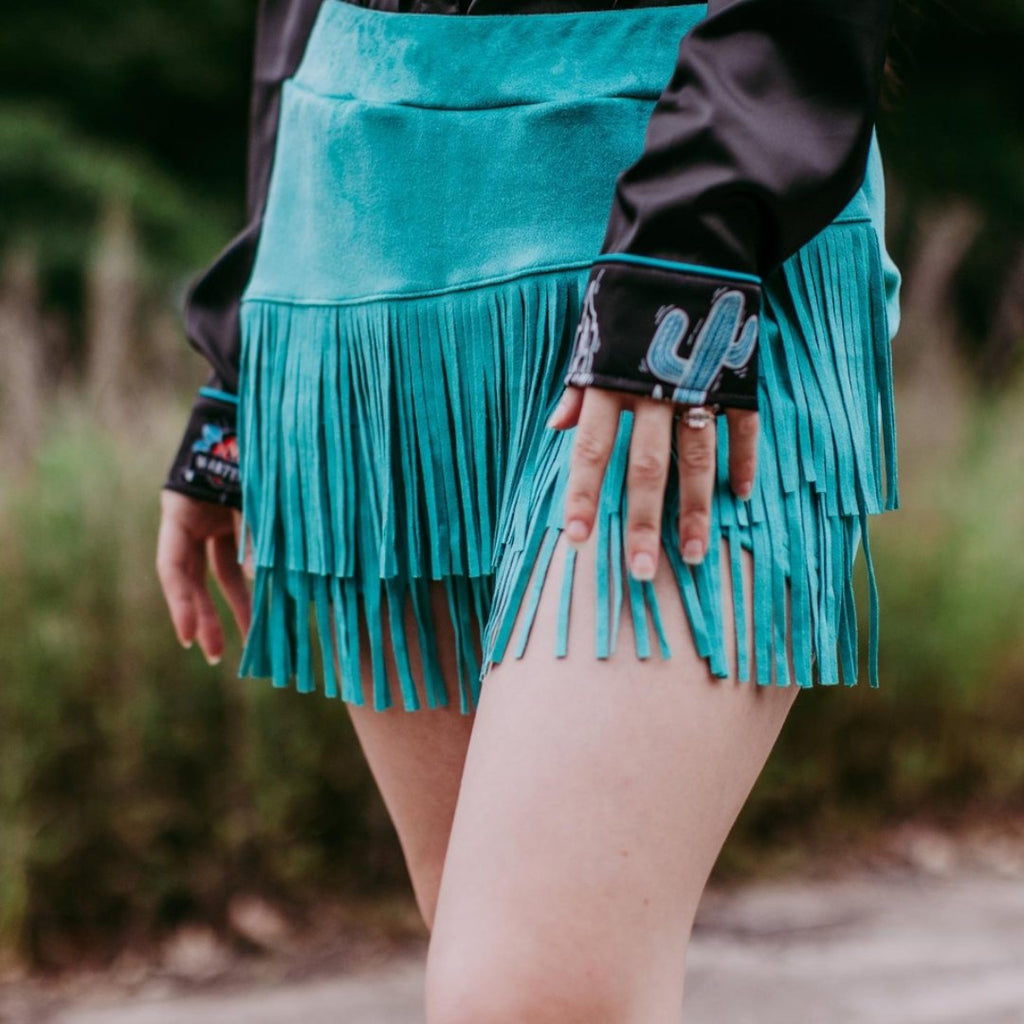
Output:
top-left (674, 406), bottom-right (716, 430)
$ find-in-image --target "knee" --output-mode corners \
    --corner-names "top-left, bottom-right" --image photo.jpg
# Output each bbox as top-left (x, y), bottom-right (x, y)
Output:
top-left (424, 942), bottom-right (632, 1024)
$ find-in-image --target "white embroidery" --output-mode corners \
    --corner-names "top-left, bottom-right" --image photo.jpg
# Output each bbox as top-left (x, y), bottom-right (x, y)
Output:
top-left (567, 269), bottom-right (604, 379)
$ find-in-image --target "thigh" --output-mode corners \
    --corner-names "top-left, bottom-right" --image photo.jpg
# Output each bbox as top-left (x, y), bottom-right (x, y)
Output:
top-left (344, 579), bottom-right (476, 931)
top-left (426, 531), bottom-right (800, 1023)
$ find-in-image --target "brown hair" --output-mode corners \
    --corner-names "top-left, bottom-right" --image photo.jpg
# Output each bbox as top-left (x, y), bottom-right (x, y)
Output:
top-left (881, 0), bottom-right (931, 110)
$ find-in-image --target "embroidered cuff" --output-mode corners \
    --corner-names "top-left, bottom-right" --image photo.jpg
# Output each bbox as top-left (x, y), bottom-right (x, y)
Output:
top-left (163, 387), bottom-right (242, 508)
top-left (563, 256), bottom-right (761, 411)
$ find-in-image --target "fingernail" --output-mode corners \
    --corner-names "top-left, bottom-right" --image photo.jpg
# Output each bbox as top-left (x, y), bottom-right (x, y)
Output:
top-left (565, 518), bottom-right (589, 544)
top-left (205, 652), bottom-right (222, 666)
top-left (682, 540), bottom-right (704, 565)
top-left (736, 482), bottom-right (753, 501)
top-left (630, 552), bottom-right (655, 581)
top-left (181, 639), bottom-right (193, 650)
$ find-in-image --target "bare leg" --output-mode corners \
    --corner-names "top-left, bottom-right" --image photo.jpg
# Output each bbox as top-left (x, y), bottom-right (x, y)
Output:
top-left (343, 581), bottom-right (475, 931)
top-left (425, 532), bottom-right (800, 1023)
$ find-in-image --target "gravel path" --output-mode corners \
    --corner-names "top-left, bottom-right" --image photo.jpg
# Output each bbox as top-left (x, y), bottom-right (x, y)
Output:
top-left (38, 867), bottom-right (1024, 1024)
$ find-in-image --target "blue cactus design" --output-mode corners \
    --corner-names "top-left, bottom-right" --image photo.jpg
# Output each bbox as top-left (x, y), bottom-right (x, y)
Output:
top-left (645, 289), bottom-right (757, 404)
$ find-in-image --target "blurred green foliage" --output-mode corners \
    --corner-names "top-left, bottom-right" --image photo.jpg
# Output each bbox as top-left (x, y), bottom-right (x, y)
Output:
top-left (880, 0), bottom-right (1024, 223)
top-left (877, 0), bottom-right (1024, 380)
top-left (1, 385), bottom-right (1022, 964)
top-left (0, 0), bottom-right (253, 199)
top-left (0, 398), bottom-right (404, 967)
top-left (0, 105), bottom-right (226, 282)
top-left (1, 0), bottom-right (1022, 971)
top-left (722, 384), bottom-right (1024, 875)
top-left (0, 0), bottom-right (252, 339)
top-left (0, 0), bottom-right (1021, 372)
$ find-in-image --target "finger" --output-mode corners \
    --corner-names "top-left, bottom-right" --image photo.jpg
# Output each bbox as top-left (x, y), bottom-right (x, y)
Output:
top-left (676, 408), bottom-right (718, 565)
top-left (725, 408), bottom-right (759, 501)
top-left (192, 546), bottom-right (226, 666)
top-left (624, 398), bottom-right (674, 580)
top-left (155, 515), bottom-right (199, 649)
top-left (563, 387), bottom-right (623, 547)
top-left (546, 385), bottom-right (585, 431)
top-left (210, 530), bottom-right (253, 639)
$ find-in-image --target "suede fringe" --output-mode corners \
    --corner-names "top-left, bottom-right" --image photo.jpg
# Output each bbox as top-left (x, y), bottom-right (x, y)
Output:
top-left (237, 219), bottom-right (898, 711)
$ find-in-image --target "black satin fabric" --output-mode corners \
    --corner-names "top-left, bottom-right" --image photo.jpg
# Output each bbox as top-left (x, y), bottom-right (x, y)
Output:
top-left (600, 0), bottom-right (896, 276)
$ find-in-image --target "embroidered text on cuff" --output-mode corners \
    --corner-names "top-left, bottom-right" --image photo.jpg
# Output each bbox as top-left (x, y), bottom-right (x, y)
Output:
top-left (163, 392), bottom-right (242, 508)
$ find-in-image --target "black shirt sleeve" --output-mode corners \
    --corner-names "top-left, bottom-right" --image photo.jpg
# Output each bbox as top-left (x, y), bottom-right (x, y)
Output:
top-left (162, 0), bottom-right (324, 508)
top-left (563, 0), bottom-right (897, 411)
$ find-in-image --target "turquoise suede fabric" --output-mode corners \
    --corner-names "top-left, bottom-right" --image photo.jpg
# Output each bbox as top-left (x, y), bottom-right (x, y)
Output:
top-left (245, 3), bottom-right (706, 304)
top-left (245, 0), bottom-right (899, 327)
top-left (236, 0), bottom-right (902, 710)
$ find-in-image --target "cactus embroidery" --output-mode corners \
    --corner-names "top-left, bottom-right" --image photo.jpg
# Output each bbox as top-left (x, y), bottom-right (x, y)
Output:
top-left (644, 288), bottom-right (757, 404)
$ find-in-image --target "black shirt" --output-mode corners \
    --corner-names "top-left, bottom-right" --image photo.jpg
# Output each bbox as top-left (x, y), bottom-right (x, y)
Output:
top-left (164, 0), bottom-right (895, 508)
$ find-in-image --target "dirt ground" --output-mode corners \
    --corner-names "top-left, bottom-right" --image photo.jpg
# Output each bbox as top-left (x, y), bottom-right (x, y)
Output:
top-left (6, 824), bottom-right (1024, 1024)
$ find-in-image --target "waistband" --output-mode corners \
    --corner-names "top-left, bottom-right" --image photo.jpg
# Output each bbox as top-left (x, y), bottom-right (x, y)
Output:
top-left (341, 0), bottom-right (701, 11)
top-left (294, 0), bottom-right (709, 107)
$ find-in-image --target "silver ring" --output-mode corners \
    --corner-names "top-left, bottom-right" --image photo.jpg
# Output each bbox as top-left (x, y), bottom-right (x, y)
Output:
top-left (676, 406), bottom-right (715, 430)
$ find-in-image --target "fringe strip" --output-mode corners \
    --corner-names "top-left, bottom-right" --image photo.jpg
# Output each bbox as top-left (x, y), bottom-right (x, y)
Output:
top-left (480, 217), bottom-right (899, 691)
top-left (237, 269), bottom-right (590, 711)
top-left (237, 218), bottom-right (898, 710)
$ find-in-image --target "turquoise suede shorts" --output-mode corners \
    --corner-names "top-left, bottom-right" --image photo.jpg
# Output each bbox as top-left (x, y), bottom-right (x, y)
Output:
top-left (236, 0), bottom-right (902, 712)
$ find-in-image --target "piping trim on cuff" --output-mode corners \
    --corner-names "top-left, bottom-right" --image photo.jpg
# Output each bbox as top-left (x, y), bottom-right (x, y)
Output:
top-left (563, 260), bottom-right (761, 410)
top-left (593, 253), bottom-right (762, 286)
top-left (563, 371), bottom-right (758, 412)
top-left (198, 386), bottom-right (239, 405)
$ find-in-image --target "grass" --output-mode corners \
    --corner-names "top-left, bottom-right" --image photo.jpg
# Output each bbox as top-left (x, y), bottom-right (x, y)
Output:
top-left (0, 392), bottom-right (399, 968)
top-left (720, 374), bottom-right (1024, 876)
top-left (1, 377), bottom-right (1022, 964)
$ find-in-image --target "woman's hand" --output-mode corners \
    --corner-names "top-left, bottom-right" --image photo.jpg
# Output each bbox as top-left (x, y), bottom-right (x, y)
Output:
top-left (156, 491), bottom-right (253, 665)
top-left (547, 385), bottom-right (759, 580)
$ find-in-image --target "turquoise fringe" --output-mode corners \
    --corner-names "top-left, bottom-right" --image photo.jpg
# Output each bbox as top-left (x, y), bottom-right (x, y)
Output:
top-left (238, 270), bottom-right (589, 712)
top-left (236, 217), bottom-right (898, 711)
top-left (482, 216), bottom-right (898, 693)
